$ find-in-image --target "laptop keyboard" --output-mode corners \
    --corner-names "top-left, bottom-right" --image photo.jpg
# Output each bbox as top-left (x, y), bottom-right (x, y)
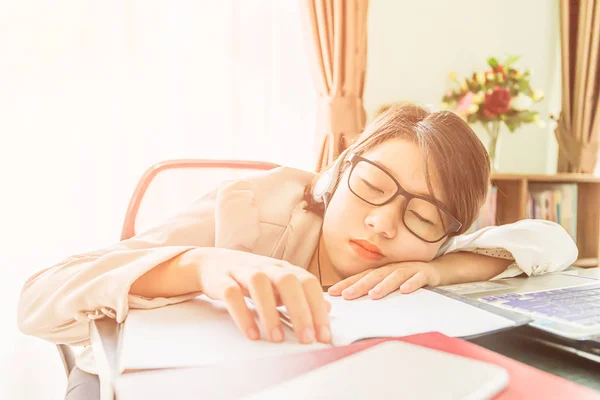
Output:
top-left (480, 283), bottom-right (600, 327)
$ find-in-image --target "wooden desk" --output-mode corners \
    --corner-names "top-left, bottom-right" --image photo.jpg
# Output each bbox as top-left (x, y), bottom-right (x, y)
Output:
top-left (91, 269), bottom-right (600, 399)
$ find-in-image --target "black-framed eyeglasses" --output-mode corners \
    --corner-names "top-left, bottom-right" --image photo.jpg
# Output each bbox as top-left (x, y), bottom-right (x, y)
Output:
top-left (346, 154), bottom-right (462, 243)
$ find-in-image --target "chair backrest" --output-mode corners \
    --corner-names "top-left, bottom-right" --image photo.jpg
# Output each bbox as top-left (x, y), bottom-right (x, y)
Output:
top-left (121, 159), bottom-right (279, 240)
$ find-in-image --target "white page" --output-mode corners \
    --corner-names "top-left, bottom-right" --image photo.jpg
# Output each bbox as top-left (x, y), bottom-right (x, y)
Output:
top-left (119, 289), bottom-right (515, 371)
top-left (118, 295), bottom-right (329, 371)
top-left (321, 290), bottom-right (515, 346)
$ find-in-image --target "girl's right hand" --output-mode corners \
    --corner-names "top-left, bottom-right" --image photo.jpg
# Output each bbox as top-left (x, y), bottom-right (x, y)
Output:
top-left (196, 248), bottom-right (331, 345)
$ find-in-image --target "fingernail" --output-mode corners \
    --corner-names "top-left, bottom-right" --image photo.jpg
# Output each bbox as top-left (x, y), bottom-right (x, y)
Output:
top-left (247, 327), bottom-right (260, 340)
top-left (302, 327), bottom-right (315, 343)
top-left (270, 326), bottom-right (284, 342)
top-left (343, 287), bottom-right (355, 297)
top-left (371, 287), bottom-right (381, 294)
top-left (319, 325), bottom-right (331, 343)
top-left (401, 283), bottom-right (411, 292)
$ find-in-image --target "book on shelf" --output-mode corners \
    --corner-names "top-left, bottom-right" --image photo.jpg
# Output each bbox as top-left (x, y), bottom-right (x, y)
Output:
top-left (527, 183), bottom-right (578, 241)
top-left (467, 182), bottom-right (578, 241)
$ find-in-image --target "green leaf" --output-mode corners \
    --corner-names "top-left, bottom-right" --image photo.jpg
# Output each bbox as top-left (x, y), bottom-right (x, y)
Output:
top-left (505, 55), bottom-right (520, 66)
top-left (488, 57), bottom-right (499, 68)
top-left (466, 80), bottom-right (481, 92)
top-left (518, 80), bottom-right (531, 93)
top-left (504, 120), bottom-right (520, 132)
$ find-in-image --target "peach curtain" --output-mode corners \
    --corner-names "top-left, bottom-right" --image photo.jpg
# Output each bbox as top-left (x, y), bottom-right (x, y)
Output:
top-left (300, 0), bottom-right (369, 171)
top-left (555, 0), bottom-right (600, 173)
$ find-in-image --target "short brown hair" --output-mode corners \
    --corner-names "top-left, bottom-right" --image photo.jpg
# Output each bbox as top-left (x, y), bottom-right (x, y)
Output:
top-left (305, 103), bottom-right (490, 237)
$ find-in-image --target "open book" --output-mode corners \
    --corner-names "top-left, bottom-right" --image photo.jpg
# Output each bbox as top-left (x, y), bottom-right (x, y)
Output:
top-left (117, 289), bottom-right (517, 372)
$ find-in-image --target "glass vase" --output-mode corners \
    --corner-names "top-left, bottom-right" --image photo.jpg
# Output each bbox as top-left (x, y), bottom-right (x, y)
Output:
top-left (483, 121), bottom-right (502, 172)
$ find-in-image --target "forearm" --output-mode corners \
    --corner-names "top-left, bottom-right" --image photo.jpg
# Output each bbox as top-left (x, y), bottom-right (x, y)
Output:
top-left (430, 251), bottom-right (513, 286)
top-left (130, 248), bottom-right (204, 298)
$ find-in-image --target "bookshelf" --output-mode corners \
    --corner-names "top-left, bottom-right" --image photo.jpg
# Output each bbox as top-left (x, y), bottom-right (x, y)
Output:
top-left (491, 173), bottom-right (600, 268)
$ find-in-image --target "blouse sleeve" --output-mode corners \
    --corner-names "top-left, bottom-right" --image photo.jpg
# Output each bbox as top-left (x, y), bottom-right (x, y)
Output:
top-left (437, 219), bottom-right (579, 279)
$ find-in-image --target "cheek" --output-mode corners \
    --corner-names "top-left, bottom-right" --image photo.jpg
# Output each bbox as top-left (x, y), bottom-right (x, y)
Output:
top-left (323, 184), bottom-right (365, 232)
top-left (387, 233), bottom-right (442, 263)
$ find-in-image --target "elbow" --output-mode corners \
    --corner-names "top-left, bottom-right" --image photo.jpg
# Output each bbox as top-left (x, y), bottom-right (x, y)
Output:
top-left (530, 220), bottom-right (578, 273)
top-left (17, 291), bottom-right (88, 345)
top-left (544, 220), bottom-right (578, 269)
top-left (17, 288), bottom-right (43, 338)
top-left (556, 225), bottom-right (579, 270)
top-left (16, 273), bottom-right (75, 343)
top-left (17, 267), bottom-right (54, 337)
top-left (506, 220), bottom-right (578, 276)
top-left (16, 275), bottom-right (55, 339)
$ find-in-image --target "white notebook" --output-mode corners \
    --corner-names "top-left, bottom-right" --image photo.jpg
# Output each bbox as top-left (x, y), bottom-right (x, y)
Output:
top-left (117, 289), bottom-right (515, 372)
top-left (242, 341), bottom-right (509, 400)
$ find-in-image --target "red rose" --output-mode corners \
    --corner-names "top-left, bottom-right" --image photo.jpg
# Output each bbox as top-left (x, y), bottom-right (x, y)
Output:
top-left (483, 87), bottom-right (511, 116)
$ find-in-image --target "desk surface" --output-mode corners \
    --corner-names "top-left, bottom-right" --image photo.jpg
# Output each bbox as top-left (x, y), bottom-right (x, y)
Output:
top-left (93, 268), bottom-right (600, 399)
top-left (470, 327), bottom-right (600, 391)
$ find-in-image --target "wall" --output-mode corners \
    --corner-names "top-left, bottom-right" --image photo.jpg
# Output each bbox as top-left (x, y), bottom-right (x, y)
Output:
top-left (0, 1), bottom-right (315, 399)
top-left (364, 0), bottom-right (562, 174)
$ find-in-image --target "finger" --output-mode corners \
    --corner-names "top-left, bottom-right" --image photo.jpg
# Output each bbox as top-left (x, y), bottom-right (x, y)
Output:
top-left (400, 271), bottom-right (429, 294)
top-left (325, 299), bottom-right (332, 313)
top-left (243, 271), bottom-right (285, 343)
top-left (327, 271), bottom-right (369, 296)
top-left (219, 277), bottom-right (260, 341)
top-left (368, 268), bottom-right (413, 299)
top-left (342, 268), bottom-right (390, 300)
top-left (272, 271), bottom-right (315, 344)
top-left (300, 274), bottom-right (332, 343)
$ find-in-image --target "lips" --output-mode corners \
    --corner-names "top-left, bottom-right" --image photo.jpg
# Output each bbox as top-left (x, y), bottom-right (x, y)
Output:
top-left (349, 240), bottom-right (384, 260)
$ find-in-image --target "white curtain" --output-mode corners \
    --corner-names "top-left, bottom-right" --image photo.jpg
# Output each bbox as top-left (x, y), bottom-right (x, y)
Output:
top-left (0, 1), bottom-right (316, 398)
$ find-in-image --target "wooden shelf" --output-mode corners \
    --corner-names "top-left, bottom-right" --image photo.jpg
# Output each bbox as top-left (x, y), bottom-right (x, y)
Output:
top-left (490, 173), bottom-right (600, 269)
top-left (492, 173), bottom-right (600, 184)
top-left (573, 258), bottom-right (598, 268)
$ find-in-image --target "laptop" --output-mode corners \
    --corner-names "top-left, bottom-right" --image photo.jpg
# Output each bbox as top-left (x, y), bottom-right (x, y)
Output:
top-left (437, 269), bottom-right (600, 361)
top-left (241, 340), bottom-right (509, 400)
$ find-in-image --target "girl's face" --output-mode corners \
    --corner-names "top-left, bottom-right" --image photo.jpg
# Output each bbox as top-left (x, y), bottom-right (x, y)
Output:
top-left (322, 138), bottom-right (449, 278)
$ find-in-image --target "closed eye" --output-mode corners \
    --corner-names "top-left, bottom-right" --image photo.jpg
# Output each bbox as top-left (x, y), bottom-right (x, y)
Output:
top-left (410, 210), bottom-right (434, 225)
top-left (360, 178), bottom-right (385, 194)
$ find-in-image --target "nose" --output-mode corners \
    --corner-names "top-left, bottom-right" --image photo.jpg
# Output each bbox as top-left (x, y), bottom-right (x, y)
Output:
top-left (364, 198), bottom-right (403, 239)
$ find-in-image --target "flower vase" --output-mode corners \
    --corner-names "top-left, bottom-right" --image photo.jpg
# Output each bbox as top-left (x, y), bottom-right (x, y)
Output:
top-left (483, 121), bottom-right (502, 172)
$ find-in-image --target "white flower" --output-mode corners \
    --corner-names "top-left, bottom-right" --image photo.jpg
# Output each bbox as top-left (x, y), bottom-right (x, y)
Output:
top-left (473, 91), bottom-right (485, 104)
top-left (510, 93), bottom-right (533, 111)
top-left (533, 114), bottom-right (547, 128)
top-left (476, 73), bottom-right (485, 85)
top-left (532, 90), bottom-right (544, 102)
top-left (467, 104), bottom-right (479, 114)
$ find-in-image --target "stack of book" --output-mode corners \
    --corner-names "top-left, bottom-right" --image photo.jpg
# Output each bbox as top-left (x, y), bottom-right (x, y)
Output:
top-left (527, 183), bottom-right (578, 241)
top-left (466, 182), bottom-right (578, 240)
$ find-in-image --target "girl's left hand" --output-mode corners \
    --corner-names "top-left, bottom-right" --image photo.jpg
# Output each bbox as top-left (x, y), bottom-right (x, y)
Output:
top-left (327, 262), bottom-right (442, 300)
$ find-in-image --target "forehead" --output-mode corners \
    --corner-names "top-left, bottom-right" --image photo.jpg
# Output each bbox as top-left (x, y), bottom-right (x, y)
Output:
top-left (360, 138), bottom-right (445, 203)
